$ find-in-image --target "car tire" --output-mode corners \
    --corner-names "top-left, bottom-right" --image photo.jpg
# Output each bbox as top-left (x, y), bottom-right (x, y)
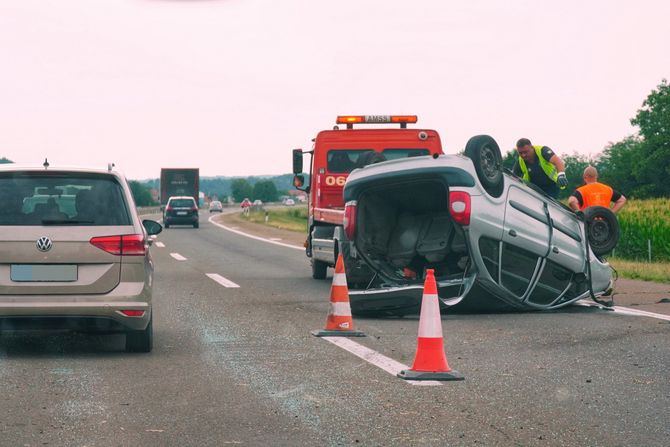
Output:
top-left (584, 206), bottom-right (619, 256)
top-left (311, 258), bottom-right (328, 279)
top-left (464, 135), bottom-right (504, 198)
top-left (125, 317), bottom-right (153, 353)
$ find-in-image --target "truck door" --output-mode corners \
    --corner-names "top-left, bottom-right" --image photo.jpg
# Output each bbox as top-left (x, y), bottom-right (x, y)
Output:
top-left (501, 185), bottom-right (551, 299)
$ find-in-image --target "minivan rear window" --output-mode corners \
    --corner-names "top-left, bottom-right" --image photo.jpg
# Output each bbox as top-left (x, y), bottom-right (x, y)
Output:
top-left (0, 172), bottom-right (131, 226)
top-left (169, 198), bottom-right (196, 207)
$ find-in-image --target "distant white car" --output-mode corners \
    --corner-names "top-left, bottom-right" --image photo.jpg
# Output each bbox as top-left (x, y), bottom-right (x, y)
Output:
top-left (284, 199), bottom-right (295, 206)
top-left (253, 200), bottom-right (263, 206)
top-left (208, 200), bottom-right (223, 213)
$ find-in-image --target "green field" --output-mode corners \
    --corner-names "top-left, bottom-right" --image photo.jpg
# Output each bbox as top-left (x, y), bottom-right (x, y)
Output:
top-left (243, 206), bottom-right (308, 233)
top-left (614, 198), bottom-right (670, 262)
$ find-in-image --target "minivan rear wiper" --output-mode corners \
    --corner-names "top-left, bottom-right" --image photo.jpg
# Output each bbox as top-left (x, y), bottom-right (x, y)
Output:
top-left (41, 219), bottom-right (95, 225)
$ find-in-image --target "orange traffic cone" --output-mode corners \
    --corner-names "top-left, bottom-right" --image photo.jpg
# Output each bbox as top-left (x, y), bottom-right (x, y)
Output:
top-left (312, 254), bottom-right (365, 337)
top-left (398, 269), bottom-right (463, 381)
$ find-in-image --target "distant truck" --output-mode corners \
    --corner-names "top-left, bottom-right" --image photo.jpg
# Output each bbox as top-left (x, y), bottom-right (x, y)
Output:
top-left (160, 168), bottom-right (200, 208)
top-left (292, 115), bottom-right (444, 285)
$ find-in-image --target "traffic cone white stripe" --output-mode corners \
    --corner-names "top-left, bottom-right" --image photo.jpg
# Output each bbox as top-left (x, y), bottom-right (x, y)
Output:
top-left (330, 301), bottom-right (353, 317)
top-left (332, 272), bottom-right (347, 286)
top-left (417, 294), bottom-right (442, 338)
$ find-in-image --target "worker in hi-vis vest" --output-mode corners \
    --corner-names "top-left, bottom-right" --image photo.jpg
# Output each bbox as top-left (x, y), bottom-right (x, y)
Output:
top-left (568, 166), bottom-right (627, 213)
top-left (512, 138), bottom-right (568, 199)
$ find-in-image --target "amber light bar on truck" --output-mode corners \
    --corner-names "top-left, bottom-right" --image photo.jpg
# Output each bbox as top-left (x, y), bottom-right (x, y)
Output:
top-left (336, 115), bottom-right (418, 129)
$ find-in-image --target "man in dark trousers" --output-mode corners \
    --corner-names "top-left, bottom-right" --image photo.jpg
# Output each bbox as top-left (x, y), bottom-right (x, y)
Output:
top-left (568, 166), bottom-right (627, 213)
top-left (512, 138), bottom-right (568, 199)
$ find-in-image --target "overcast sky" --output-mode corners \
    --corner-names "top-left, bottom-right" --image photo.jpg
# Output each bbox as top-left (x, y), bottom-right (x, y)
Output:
top-left (1, 0), bottom-right (668, 179)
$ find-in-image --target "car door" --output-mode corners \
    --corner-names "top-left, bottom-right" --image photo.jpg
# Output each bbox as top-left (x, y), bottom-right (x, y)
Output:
top-left (500, 185), bottom-right (551, 299)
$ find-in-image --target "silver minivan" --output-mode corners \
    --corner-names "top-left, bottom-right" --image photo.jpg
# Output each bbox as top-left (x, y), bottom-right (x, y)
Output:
top-left (0, 165), bottom-right (162, 351)
top-left (342, 135), bottom-right (618, 315)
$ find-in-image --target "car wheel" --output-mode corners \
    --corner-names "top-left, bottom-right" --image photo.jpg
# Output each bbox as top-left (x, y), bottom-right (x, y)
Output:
top-left (125, 317), bottom-right (153, 353)
top-left (464, 135), bottom-right (504, 197)
top-left (311, 258), bottom-right (328, 279)
top-left (584, 206), bottom-right (619, 256)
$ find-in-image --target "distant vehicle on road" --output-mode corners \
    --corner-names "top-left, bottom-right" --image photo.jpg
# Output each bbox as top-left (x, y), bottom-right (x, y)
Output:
top-left (164, 196), bottom-right (199, 228)
top-left (208, 200), bottom-right (223, 213)
top-left (0, 164), bottom-right (162, 352)
top-left (253, 199), bottom-right (263, 206)
top-left (343, 135), bottom-right (618, 315)
top-left (283, 198), bottom-right (295, 206)
top-left (291, 114), bottom-right (444, 284)
top-left (160, 168), bottom-right (199, 209)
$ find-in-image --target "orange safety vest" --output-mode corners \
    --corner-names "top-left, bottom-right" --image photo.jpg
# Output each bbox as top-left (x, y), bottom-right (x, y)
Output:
top-left (576, 182), bottom-right (613, 209)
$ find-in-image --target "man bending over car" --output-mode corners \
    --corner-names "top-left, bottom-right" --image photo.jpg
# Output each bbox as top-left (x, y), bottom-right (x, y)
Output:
top-left (513, 138), bottom-right (568, 199)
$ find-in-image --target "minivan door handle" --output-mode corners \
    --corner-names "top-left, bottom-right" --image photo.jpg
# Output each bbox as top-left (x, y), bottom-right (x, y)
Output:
top-left (552, 246), bottom-right (559, 254)
top-left (508, 229), bottom-right (517, 237)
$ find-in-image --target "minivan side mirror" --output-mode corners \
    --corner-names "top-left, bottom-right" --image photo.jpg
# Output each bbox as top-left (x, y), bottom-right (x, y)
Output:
top-left (292, 149), bottom-right (303, 174)
top-left (143, 219), bottom-right (163, 236)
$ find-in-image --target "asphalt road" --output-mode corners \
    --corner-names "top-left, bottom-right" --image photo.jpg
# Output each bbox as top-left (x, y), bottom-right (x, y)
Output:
top-left (1, 213), bottom-right (668, 446)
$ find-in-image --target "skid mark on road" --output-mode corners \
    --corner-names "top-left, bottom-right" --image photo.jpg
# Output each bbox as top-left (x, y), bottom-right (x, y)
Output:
top-left (321, 337), bottom-right (442, 387)
top-left (170, 253), bottom-right (187, 261)
top-left (208, 215), bottom-right (303, 251)
top-left (206, 273), bottom-right (240, 288)
top-left (576, 301), bottom-right (670, 321)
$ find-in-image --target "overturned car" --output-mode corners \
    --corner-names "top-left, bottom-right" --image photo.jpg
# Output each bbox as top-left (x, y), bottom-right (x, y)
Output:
top-left (342, 135), bottom-right (619, 315)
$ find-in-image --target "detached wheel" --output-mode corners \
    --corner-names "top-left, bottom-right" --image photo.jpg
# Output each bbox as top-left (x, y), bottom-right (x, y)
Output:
top-left (464, 135), bottom-right (504, 198)
top-left (125, 317), bottom-right (153, 353)
top-left (311, 258), bottom-right (328, 279)
top-left (584, 206), bottom-right (619, 256)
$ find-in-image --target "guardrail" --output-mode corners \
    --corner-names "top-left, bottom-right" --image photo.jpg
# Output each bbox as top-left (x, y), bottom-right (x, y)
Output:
top-left (137, 206), bottom-right (161, 216)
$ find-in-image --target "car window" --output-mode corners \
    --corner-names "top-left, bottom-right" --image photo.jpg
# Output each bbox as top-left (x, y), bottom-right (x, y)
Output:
top-left (382, 148), bottom-right (430, 160)
top-left (169, 199), bottom-right (195, 207)
top-left (0, 172), bottom-right (131, 226)
top-left (327, 149), bottom-right (373, 173)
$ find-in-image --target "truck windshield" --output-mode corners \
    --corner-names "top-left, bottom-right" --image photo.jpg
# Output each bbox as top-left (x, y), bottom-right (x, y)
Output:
top-left (327, 150), bottom-right (373, 173)
top-left (382, 148), bottom-right (430, 160)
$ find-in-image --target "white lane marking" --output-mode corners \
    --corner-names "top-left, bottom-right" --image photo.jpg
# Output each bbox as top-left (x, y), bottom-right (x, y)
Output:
top-left (322, 337), bottom-right (442, 387)
top-left (155, 242), bottom-right (165, 248)
top-left (206, 273), bottom-right (240, 288)
top-left (208, 215), bottom-right (303, 251)
top-left (576, 301), bottom-right (670, 321)
top-left (170, 253), bottom-right (187, 261)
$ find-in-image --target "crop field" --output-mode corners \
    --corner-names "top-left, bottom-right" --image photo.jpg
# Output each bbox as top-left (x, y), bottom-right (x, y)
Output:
top-left (614, 198), bottom-right (670, 262)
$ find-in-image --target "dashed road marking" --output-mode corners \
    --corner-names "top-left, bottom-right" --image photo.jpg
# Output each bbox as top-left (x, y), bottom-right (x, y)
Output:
top-left (208, 215), bottom-right (303, 251)
top-left (170, 253), bottom-right (187, 261)
top-left (322, 337), bottom-right (442, 387)
top-left (577, 300), bottom-right (670, 321)
top-left (206, 273), bottom-right (241, 288)
top-left (155, 242), bottom-right (165, 248)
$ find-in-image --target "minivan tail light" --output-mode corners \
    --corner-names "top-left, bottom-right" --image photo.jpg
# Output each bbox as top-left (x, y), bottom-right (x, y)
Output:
top-left (449, 191), bottom-right (471, 226)
top-left (344, 200), bottom-right (357, 240)
top-left (90, 234), bottom-right (146, 256)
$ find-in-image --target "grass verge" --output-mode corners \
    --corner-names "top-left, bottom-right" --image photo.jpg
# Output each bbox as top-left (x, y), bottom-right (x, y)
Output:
top-left (608, 257), bottom-right (670, 283)
top-left (242, 206), bottom-right (308, 233)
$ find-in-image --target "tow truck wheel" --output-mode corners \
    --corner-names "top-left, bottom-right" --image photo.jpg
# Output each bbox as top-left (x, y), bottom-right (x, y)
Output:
top-left (311, 259), bottom-right (328, 279)
top-left (464, 135), bottom-right (504, 198)
top-left (584, 206), bottom-right (619, 256)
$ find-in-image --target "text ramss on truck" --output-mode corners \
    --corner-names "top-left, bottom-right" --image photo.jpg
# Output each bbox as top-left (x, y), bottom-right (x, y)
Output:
top-left (292, 115), bottom-right (444, 284)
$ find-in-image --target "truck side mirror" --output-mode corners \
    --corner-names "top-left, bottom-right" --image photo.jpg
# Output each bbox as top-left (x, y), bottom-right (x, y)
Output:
top-left (292, 149), bottom-right (303, 174)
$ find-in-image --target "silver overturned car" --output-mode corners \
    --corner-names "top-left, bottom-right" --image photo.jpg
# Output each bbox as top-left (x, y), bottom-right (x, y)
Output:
top-left (342, 135), bottom-right (619, 315)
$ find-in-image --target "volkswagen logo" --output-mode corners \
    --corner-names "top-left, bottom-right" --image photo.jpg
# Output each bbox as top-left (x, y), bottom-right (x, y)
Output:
top-left (36, 236), bottom-right (53, 252)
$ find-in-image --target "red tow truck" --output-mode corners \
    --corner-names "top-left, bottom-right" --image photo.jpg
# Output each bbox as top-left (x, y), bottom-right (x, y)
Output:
top-left (292, 115), bottom-right (444, 284)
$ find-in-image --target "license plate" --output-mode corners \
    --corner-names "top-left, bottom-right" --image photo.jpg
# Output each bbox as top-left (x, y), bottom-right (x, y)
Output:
top-left (177, 211), bottom-right (187, 216)
top-left (11, 265), bottom-right (78, 282)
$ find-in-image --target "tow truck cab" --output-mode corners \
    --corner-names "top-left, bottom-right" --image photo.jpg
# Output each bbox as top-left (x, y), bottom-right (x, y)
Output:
top-left (292, 115), bottom-right (444, 283)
